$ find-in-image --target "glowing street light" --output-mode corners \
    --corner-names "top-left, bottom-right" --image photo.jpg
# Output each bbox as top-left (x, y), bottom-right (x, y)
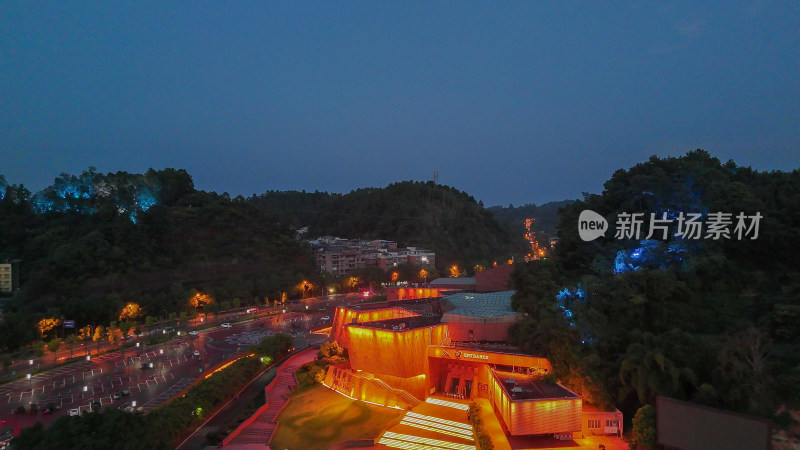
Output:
top-left (86, 355), bottom-right (91, 361)
top-left (132, 401), bottom-right (137, 407)
top-left (83, 385), bottom-right (88, 392)
top-left (136, 342), bottom-right (140, 348)
top-left (159, 349), bottom-right (164, 355)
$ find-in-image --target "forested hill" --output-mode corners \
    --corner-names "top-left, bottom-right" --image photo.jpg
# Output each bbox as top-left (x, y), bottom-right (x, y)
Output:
top-left (249, 181), bottom-right (528, 268)
top-left (487, 200), bottom-right (575, 235)
top-left (508, 150), bottom-right (800, 427)
top-left (0, 169), bottom-right (313, 351)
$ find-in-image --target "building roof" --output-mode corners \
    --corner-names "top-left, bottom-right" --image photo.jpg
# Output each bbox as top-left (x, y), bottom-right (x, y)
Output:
top-left (349, 315), bottom-right (443, 331)
top-left (494, 372), bottom-right (580, 401)
top-left (429, 277), bottom-right (476, 286)
top-left (440, 291), bottom-right (520, 320)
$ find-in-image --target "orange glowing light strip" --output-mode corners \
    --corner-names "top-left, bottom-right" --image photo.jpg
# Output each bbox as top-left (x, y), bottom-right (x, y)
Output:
top-left (425, 397), bottom-right (470, 410)
top-left (399, 419), bottom-right (473, 440)
top-left (311, 326), bottom-right (332, 335)
top-left (203, 353), bottom-right (254, 379)
top-left (381, 432), bottom-right (476, 450)
top-left (406, 411), bottom-right (473, 431)
top-left (379, 437), bottom-right (455, 450)
top-left (321, 381), bottom-right (403, 410)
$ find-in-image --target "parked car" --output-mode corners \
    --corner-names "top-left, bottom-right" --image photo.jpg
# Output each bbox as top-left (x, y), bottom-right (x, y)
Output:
top-left (121, 387), bottom-right (131, 396)
top-left (221, 323), bottom-right (232, 328)
top-left (43, 403), bottom-right (59, 414)
top-left (91, 400), bottom-right (102, 411)
top-left (321, 316), bottom-right (330, 321)
top-left (112, 392), bottom-right (122, 400)
top-left (193, 350), bottom-right (201, 357)
top-left (68, 408), bottom-right (80, 417)
top-left (188, 330), bottom-right (198, 336)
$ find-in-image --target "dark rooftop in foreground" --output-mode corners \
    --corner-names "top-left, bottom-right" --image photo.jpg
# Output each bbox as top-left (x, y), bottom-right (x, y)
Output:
top-left (348, 315), bottom-right (443, 331)
top-left (494, 372), bottom-right (580, 401)
top-left (341, 297), bottom-right (441, 312)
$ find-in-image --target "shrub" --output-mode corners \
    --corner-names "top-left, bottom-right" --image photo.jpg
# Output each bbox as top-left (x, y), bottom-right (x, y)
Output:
top-left (467, 402), bottom-right (494, 450)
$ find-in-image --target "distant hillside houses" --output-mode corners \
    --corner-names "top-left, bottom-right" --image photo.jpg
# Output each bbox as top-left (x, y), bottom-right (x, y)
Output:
top-left (309, 236), bottom-right (435, 275)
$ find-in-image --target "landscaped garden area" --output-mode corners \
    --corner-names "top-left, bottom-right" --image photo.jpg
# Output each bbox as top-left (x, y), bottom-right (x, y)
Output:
top-left (269, 360), bottom-right (403, 450)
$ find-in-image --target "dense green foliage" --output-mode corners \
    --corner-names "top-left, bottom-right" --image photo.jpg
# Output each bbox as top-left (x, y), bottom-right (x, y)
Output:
top-left (249, 181), bottom-right (527, 270)
top-left (508, 151), bottom-right (800, 424)
top-left (467, 401), bottom-right (494, 450)
top-left (13, 355), bottom-right (264, 449)
top-left (630, 404), bottom-right (656, 449)
top-left (0, 168), bottom-right (314, 352)
top-left (253, 333), bottom-right (294, 360)
top-left (487, 200), bottom-right (574, 235)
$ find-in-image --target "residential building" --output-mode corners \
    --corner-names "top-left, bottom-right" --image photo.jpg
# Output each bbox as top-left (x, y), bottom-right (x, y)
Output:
top-left (0, 261), bottom-right (20, 294)
top-left (310, 237), bottom-right (434, 276)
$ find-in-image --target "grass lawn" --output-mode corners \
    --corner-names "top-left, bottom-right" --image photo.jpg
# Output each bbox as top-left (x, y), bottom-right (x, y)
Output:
top-left (269, 365), bottom-right (403, 450)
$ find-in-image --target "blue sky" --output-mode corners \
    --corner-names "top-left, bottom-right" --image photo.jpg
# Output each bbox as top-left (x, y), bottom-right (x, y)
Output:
top-left (2, 1), bottom-right (798, 206)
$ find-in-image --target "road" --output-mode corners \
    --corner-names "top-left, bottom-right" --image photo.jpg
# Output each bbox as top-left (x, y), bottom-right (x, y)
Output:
top-left (0, 293), bottom-right (365, 437)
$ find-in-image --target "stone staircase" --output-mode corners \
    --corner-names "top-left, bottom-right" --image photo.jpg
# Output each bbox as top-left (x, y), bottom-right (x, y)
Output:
top-left (223, 350), bottom-right (315, 447)
top-left (363, 374), bottom-right (422, 409)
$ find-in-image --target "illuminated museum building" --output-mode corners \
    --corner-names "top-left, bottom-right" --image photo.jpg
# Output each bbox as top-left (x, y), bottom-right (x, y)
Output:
top-left (325, 290), bottom-right (623, 439)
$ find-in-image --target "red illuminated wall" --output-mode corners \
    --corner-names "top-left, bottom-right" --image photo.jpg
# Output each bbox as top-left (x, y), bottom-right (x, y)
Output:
top-left (386, 287), bottom-right (441, 301)
top-left (488, 371), bottom-right (582, 435)
top-left (331, 306), bottom-right (419, 348)
top-left (346, 324), bottom-right (449, 381)
top-left (475, 264), bottom-right (513, 292)
top-left (443, 319), bottom-right (514, 342)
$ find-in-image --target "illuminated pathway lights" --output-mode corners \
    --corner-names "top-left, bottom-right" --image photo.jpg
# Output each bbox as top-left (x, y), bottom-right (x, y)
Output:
top-left (399, 418), bottom-right (473, 440)
top-left (426, 397), bottom-right (470, 410)
top-left (380, 432), bottom-right (475, 450)
top-left (405, 411), bottom-right (473, 431)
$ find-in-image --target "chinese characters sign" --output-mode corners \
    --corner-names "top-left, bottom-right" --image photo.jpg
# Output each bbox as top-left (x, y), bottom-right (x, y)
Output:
top-left (578, 210), bottom-right (761, 242)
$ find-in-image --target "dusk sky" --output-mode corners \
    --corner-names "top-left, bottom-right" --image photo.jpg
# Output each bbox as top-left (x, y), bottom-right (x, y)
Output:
top-left (2, 2), bottom-right (798, 207)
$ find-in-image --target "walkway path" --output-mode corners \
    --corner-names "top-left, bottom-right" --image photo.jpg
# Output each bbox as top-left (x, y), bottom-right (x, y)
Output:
top-left (223, 348), bottom-right (316, 448)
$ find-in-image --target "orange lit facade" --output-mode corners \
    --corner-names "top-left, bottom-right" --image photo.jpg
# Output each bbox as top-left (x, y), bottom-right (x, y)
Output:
top-left (326, 300), bottom-right (622, 438)
top-left (386, 287), bottom-right (441, 301)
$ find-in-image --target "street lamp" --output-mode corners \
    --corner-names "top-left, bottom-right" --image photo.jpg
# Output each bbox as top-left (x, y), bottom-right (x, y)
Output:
top-left (132, 401), bottom-right (137, 408)
top-left (26, 373), bottom-right (31, 389)
top-left (159, 349), bottom-right (163, 355)
top-left (29, 359), bottom-right (33, 366)
top-left (86, 355), bottom-right (91, 361)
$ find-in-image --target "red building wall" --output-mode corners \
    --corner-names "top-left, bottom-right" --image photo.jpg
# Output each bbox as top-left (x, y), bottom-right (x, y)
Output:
top-left (475, 264), bottom-right (514, 292)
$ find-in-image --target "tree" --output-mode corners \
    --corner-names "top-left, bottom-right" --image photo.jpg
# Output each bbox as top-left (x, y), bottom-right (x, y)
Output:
top-left (36, 318), bottom-right (61, 339)
top-left (119, 321), bottom-right (133, 337)
top-left (344, 277), bottom-right (359, 292)
top-left (317, 341), bottom-right (347, 365)
top-left (255, 334), bottom-right (294, 360)
top-left (630, 404), bottom-right (656, 449)
top-left (46, 339), bottom-right (61, 354)
top-left (93, 325), bottom-right (105, 342)
top-left (119, 303), bottom-right (143, 321)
